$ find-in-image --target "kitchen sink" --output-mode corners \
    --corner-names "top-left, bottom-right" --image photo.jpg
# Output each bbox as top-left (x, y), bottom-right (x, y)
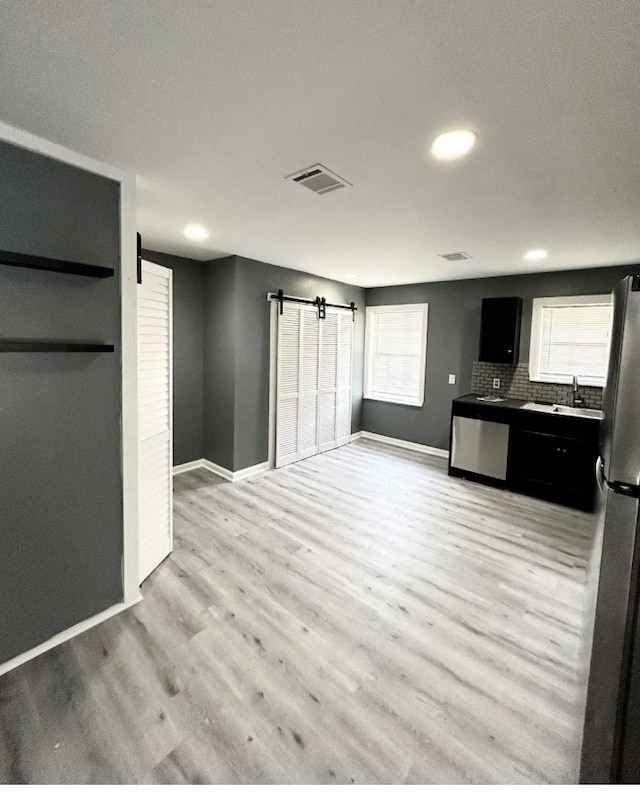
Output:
top-left (521, 401), bottom-right (556, 413)
top-left (521, 401), bottom-right (603, 419)
top-left (551, 405), bottom-right (603, 419)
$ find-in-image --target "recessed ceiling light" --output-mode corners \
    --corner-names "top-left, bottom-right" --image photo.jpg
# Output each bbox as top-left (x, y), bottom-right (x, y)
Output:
top-left (430, 129), bottom-right (477, 161)
top-left (523, 249), bottom-right (548, 261)
top-left (183, 224), bottom-right (209, 242)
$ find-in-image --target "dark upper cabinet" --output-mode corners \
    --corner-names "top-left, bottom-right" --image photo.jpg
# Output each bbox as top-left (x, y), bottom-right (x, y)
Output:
top-left (479, 296), bottom-right (522, 364)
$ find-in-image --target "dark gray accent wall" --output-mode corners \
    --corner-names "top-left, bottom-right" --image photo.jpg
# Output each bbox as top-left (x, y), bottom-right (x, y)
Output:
top-left (141, 249), bottom-right (205, 466)
top-left (232, 257), bottom-right (365, 471)
top-left (363, 264), bottom-right (637, 450)
top-left (203, 256), bottom-right (238, 471)
top-left (0, 139), bottom-right (122, 665)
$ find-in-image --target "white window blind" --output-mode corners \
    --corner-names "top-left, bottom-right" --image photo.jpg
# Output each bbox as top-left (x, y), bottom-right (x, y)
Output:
top-left (529, 294), bottom-right (612, 387)
top-left (364, 304), bottom-right (429, 406)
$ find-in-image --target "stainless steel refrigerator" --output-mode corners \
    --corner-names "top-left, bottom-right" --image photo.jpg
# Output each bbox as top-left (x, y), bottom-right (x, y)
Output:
top-left (581, 274), bottom-right (640, 783)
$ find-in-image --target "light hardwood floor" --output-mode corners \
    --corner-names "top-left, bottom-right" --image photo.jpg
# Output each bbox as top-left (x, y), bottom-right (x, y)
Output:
top-left (0, 439), bottom-right (596, 784)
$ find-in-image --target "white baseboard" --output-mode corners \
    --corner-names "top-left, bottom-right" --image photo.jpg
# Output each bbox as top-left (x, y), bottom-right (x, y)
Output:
top-left (172, 458), bottom-right (206, 475)
top-left (197, 458), bottom-right (272, 482)
top-left (357, 430), bottom-right (448, 459)
top-left (200, 458), bottom-right (232, 479)
top-left (0, 596), bottom-right (142, 678)
top-left (232, 460), bottom-right (272, 481)
top-left (175, 435), bottom-right (447, 481)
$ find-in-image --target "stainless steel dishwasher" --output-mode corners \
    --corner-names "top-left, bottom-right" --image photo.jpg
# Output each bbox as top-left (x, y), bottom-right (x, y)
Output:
top-left (450, 415), bottom-right (510, 481)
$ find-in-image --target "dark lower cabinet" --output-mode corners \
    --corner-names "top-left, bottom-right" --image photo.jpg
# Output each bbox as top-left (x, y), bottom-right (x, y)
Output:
top-left (450, 396), bottom-right (600, 511)
top-left (508, 429), bottom-right (596, 510)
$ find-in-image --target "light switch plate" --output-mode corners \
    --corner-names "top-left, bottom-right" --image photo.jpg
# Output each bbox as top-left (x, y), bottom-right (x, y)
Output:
top-left (448, 374), bottom-right (456, 385)
top-left (493, 377), bottom-right (501, 388)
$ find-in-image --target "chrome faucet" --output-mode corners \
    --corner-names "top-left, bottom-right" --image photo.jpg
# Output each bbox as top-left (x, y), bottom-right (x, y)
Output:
top-left (572, 375), bottom-right (585, 407)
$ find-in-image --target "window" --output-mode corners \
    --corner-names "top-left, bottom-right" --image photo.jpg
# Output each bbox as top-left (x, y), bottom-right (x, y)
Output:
top-left (529, 294), bottom-right (613, 387)
top-left (364, 303), bottom-right (429, 406)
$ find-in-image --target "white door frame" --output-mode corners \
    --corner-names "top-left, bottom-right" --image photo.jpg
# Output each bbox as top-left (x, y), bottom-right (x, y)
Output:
top-left (0, 120), bottom-right (139, 677)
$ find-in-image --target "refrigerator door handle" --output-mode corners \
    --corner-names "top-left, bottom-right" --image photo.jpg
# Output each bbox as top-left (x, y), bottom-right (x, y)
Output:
top-left (596, 455), bottom-right (606, 492)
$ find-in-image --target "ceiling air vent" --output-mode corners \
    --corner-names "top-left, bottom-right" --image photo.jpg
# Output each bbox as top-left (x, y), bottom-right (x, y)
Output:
top-left (286, 164), bottom-right (352, 195)
top-left (439, 252), bottom-right (472, 262)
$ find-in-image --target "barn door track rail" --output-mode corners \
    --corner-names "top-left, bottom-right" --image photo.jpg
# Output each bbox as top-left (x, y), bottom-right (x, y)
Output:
top-left (269, 289), bottom-right (357, 321)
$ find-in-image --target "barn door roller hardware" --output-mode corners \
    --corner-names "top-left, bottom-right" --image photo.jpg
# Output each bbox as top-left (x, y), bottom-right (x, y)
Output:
top-left (269, 289), bottom-right (358, 321)
top-left (137, 232), bottom-right (142, 284)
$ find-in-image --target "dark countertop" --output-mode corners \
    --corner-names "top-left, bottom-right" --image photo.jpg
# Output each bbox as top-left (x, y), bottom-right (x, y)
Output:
top-left (454, 393), bottom-right (603, 421)
top-left (455, 394), bottom-right (527, 410)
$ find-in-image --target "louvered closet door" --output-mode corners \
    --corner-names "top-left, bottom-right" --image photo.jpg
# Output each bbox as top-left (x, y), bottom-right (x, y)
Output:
top-left (299, 306), bottom-right (320, 460)
top-left (276, 303), bottom-right (302, 468)
top-left (276, 304), bottom-right (353, 468)
top-left (336, 312), bottom-right (354, 447)
top-left (138, 261), bottom-right (173, 583)
top-left (318, 311), bottom-right (339, 453)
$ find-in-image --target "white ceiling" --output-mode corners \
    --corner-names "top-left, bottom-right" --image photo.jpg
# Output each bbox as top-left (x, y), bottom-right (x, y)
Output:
top-left (1, 0), bottom-right (639, 287)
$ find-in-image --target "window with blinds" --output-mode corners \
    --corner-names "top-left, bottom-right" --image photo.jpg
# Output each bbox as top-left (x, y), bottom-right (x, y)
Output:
top-left (364, 303), bottom-right (429, 406)
top-left (529, 294), bottom-right (613, 386)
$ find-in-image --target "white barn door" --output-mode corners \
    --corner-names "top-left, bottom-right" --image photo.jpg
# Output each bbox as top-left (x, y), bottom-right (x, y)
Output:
top-left (276, 303), bottom-right (353, 468)
top-left (336, 311), bottom-right (354, 447)
top-left (276, 303), bottom-right (320, 467)
top-left (299, 307), bottom-right (321, 461)
top-left (318, 311), bottom-right (338, 453)
top-left (137, 261), bottom-right (173, 583)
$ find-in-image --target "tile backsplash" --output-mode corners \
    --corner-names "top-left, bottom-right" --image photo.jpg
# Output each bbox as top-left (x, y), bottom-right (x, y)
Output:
top-left (471, 361), bottom-right (603, 409)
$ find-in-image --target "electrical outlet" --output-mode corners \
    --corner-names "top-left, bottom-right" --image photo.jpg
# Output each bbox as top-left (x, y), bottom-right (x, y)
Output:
top-left (448, 374), bottom-right (456, 385)
top-left (493, 377), bottom-right (501, 389)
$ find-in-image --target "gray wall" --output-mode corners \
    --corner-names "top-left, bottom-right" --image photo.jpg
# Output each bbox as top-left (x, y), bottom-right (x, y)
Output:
top-left (363, 264), bottom-right (637, 450)
top-left (141, 249), bottom-right (205, 466)
top-left (203, 256), bottom-right (238, 471)
top-left (0, 139), bottom-right (122, 664)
